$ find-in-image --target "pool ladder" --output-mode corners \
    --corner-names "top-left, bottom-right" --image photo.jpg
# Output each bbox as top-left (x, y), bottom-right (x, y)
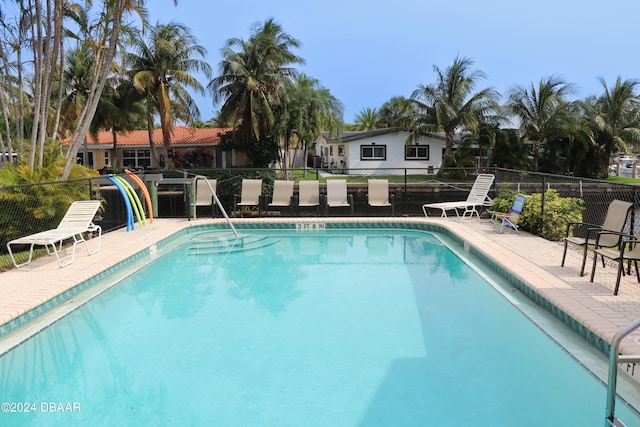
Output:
top-left (605, 318), bottom-right (640, 427)
top-left (195, 175), bottom-right (239, 238)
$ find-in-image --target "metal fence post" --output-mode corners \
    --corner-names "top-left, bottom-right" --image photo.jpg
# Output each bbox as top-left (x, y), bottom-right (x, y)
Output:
top-left (404, 169), bottom-right (408, 216)
top-left (540, 175), bottom-right (546, 235)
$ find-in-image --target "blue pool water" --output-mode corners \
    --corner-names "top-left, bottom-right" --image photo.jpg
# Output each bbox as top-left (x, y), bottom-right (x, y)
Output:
top-left (1, 228), bottom-right (639, 426)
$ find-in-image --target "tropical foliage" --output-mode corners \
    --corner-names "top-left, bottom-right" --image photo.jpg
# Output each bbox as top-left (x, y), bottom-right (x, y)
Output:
top-left (127, 22), bottom-right (212, 168)
top-left (1, 4), bottom-right (640, 181)
top-left (208, 19), bottom-right (305, 167)
top-left (409, 56), bottom-right (501, 161)
top-left (517, 190), bottom-right (584, 241)
top-left (276, 73), bottom-right (343, 175)
top-left (379, 96), bottom-right (414, 128)
top-left (506, 76), bottom-right (576, 170)
top-left (351, 108), bottom-right (382, 131)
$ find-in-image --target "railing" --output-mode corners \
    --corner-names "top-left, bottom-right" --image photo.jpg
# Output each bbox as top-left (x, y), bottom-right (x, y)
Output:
top-left (193, 175), bottom-right (239, 238)
top-left (605, 319), bottom-right (640, 427)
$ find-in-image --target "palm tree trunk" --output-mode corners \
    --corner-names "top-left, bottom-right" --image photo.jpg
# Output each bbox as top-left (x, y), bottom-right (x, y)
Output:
top-left (0, 45), bottom-right (13, 163)
top-left (28, 0), bottom-right (44, 169)
top-left (16, 32), bottom-right (25, 152)
top-left (62, 0), bottom-right (128, 179)
top-left (83, 135), bottom-right (89, 166)
top-left (50, 30), bottom-right (65, 142)
top-left (146, 114), bottom-right (160, 168)
top-left (302, 140), bottom-right (308, 178)
top-left (111, 128), bottom-right (118, 169)
top-left (157, 91), bottom-right (172, 169)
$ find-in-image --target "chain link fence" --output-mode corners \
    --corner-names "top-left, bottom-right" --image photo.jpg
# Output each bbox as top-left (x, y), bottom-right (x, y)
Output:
top-left (0, 166), bottom-right (636, 270)
top-left (493, 168), bottom-right (640, 238)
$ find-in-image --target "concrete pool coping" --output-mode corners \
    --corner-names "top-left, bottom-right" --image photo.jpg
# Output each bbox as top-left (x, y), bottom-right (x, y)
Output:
top-left (2, 216), bottom-right (640, 375)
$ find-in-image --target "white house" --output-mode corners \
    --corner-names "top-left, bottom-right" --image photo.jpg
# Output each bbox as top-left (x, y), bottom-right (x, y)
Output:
top-left (315, 128), bottom-right (446, 175)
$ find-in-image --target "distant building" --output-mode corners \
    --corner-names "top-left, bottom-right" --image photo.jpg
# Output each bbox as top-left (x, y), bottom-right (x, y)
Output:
top-left (61, 126), bottom-right (245, 169)
top-left (315, 128), bottom-right (446, 174)
top-left (61, 126), bottom-right (451, 173)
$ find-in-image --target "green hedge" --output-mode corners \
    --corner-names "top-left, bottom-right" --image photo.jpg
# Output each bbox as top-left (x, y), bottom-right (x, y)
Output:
top-left (492, 189), bottom-right (584, 241)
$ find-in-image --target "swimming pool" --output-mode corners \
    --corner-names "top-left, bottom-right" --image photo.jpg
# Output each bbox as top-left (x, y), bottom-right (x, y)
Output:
top-left (1, 227), bottom-right (640, 426)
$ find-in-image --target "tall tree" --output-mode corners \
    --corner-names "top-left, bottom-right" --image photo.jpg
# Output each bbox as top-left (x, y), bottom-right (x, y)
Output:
top-left (0, 6), bottom-right (30, 161)
top-left (61, 0), bottom-right (152, 179)
top-left (58, 47), bottom-right (95, 137)
top-left (351, 108), bottom-right (381, 130)
top-left (409, 56), bottom-right (500, 160)
top-left (591, 77), bottom-right (640, 154)
top-left (209, 18), bottom-right (304, 165)
top-left (26, 0), bottom-right (64, 169)
top-left (277, 73), bottom-right (343, 176)
top-left (379, 96), bottom-right (414, 128)
top-left (127, 22), bottom-right (211, 167)
top-left (506, 76), bottom-right (575, 170)
top-left (90, 78), bottom-right (146, 169)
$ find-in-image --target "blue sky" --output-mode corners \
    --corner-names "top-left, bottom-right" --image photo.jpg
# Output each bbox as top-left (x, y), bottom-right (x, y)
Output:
top-left (146, 0), bottom-right (640, 123)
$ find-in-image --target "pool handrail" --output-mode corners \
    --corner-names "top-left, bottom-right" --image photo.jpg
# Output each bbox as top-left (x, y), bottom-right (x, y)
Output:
top-left (605, 317), bottom-right (640, 426)
top-left (195, 175), bottom-right (239, 238)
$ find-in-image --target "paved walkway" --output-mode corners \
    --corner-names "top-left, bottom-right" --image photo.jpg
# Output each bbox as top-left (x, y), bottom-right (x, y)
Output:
top-left (2, 216), bottom-right (640, 361)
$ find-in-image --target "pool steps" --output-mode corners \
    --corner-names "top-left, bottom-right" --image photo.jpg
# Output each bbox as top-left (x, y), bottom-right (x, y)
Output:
top-left (187, 234), bottom-right (279, 255)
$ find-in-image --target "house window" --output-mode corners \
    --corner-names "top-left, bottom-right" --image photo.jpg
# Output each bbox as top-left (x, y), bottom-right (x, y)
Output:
top-left (338, 145), bottom-right (344, 156)
top-left (104, 151), bottom-right (111, 167)
top-left (329, 145), bottom-right (334, 156)
top-left (361, 144), bottom-right (386, 160)
top-left (405, 144), bottom-right (430, 160)
top-left (122, 149), bottom-right (151, 168)
top-left (76, 152), bottom-right (94, 167)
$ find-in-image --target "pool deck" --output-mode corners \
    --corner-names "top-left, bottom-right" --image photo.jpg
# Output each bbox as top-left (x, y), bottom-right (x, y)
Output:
top-left (2, 216), bottom-right (640, 365)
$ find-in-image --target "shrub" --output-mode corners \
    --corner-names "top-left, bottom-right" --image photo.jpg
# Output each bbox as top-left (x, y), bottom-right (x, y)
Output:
top-left (170, 148), bottom-right (214, 168)
top-left (490, 190), bottom-right (521, 213)
top-left (518, 190), bottom-right (583, 241)
top-left (0, 181), bottom-right (93, 254)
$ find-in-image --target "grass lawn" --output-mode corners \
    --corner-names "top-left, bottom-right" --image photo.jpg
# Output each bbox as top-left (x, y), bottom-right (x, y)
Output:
top-left (289, 169), bottom-right (460, 184)
top-left (608, 176), bottom-right (640, 184)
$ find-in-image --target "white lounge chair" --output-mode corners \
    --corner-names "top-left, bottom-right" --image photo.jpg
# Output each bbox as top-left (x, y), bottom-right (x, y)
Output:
top-left (422, 174), bottom-right (495, 219)
top-left (296, 181), bottom-right (320, 216)
top-left (266, 180), bottom-right (294, 215)
top-left (194, 177), bottom-right (217, 218)
top-left (326, 179), bottom-right (353, 215)
top-left (367, 179), bottom-right (394, 216)
top-left (7, 200), bottom-right (102, 268)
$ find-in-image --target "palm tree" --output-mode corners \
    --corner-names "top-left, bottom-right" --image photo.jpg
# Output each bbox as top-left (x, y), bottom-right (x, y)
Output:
top-left (90, 79), bottom-right (146, 169)
top-left (209, 18), bottom-right (304, 165)
top-left (205, 110), bottom-right (235, 128)
top-left (0, 1), bottom-right (153, 178)
top-left (62, 0), bottom-right (151, 179)
top-left (489, 127), bottom-right (532, 170)
top-left (506, 76), bottom-right (575, 170)
top-left (0, 10), bottom-right (29, 160)
top-left (351, 108), bottom-right (381, 130)
top-left (277, 73), bottom-right (343, 176)
top-left (409, 56), bottom-right (500, 161)
top-left (379, 96), bottom-right (414, 128)
top-left (127, 22), bottom-right (211, 167)
top-left (591, 77), bottom-right (640, 154)
top-left (59, 47), bottom-right (94, 137)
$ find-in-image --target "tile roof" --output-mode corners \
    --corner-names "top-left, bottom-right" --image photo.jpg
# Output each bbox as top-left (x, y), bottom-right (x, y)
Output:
top-left (61, 126), bottom-right (232, 147)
